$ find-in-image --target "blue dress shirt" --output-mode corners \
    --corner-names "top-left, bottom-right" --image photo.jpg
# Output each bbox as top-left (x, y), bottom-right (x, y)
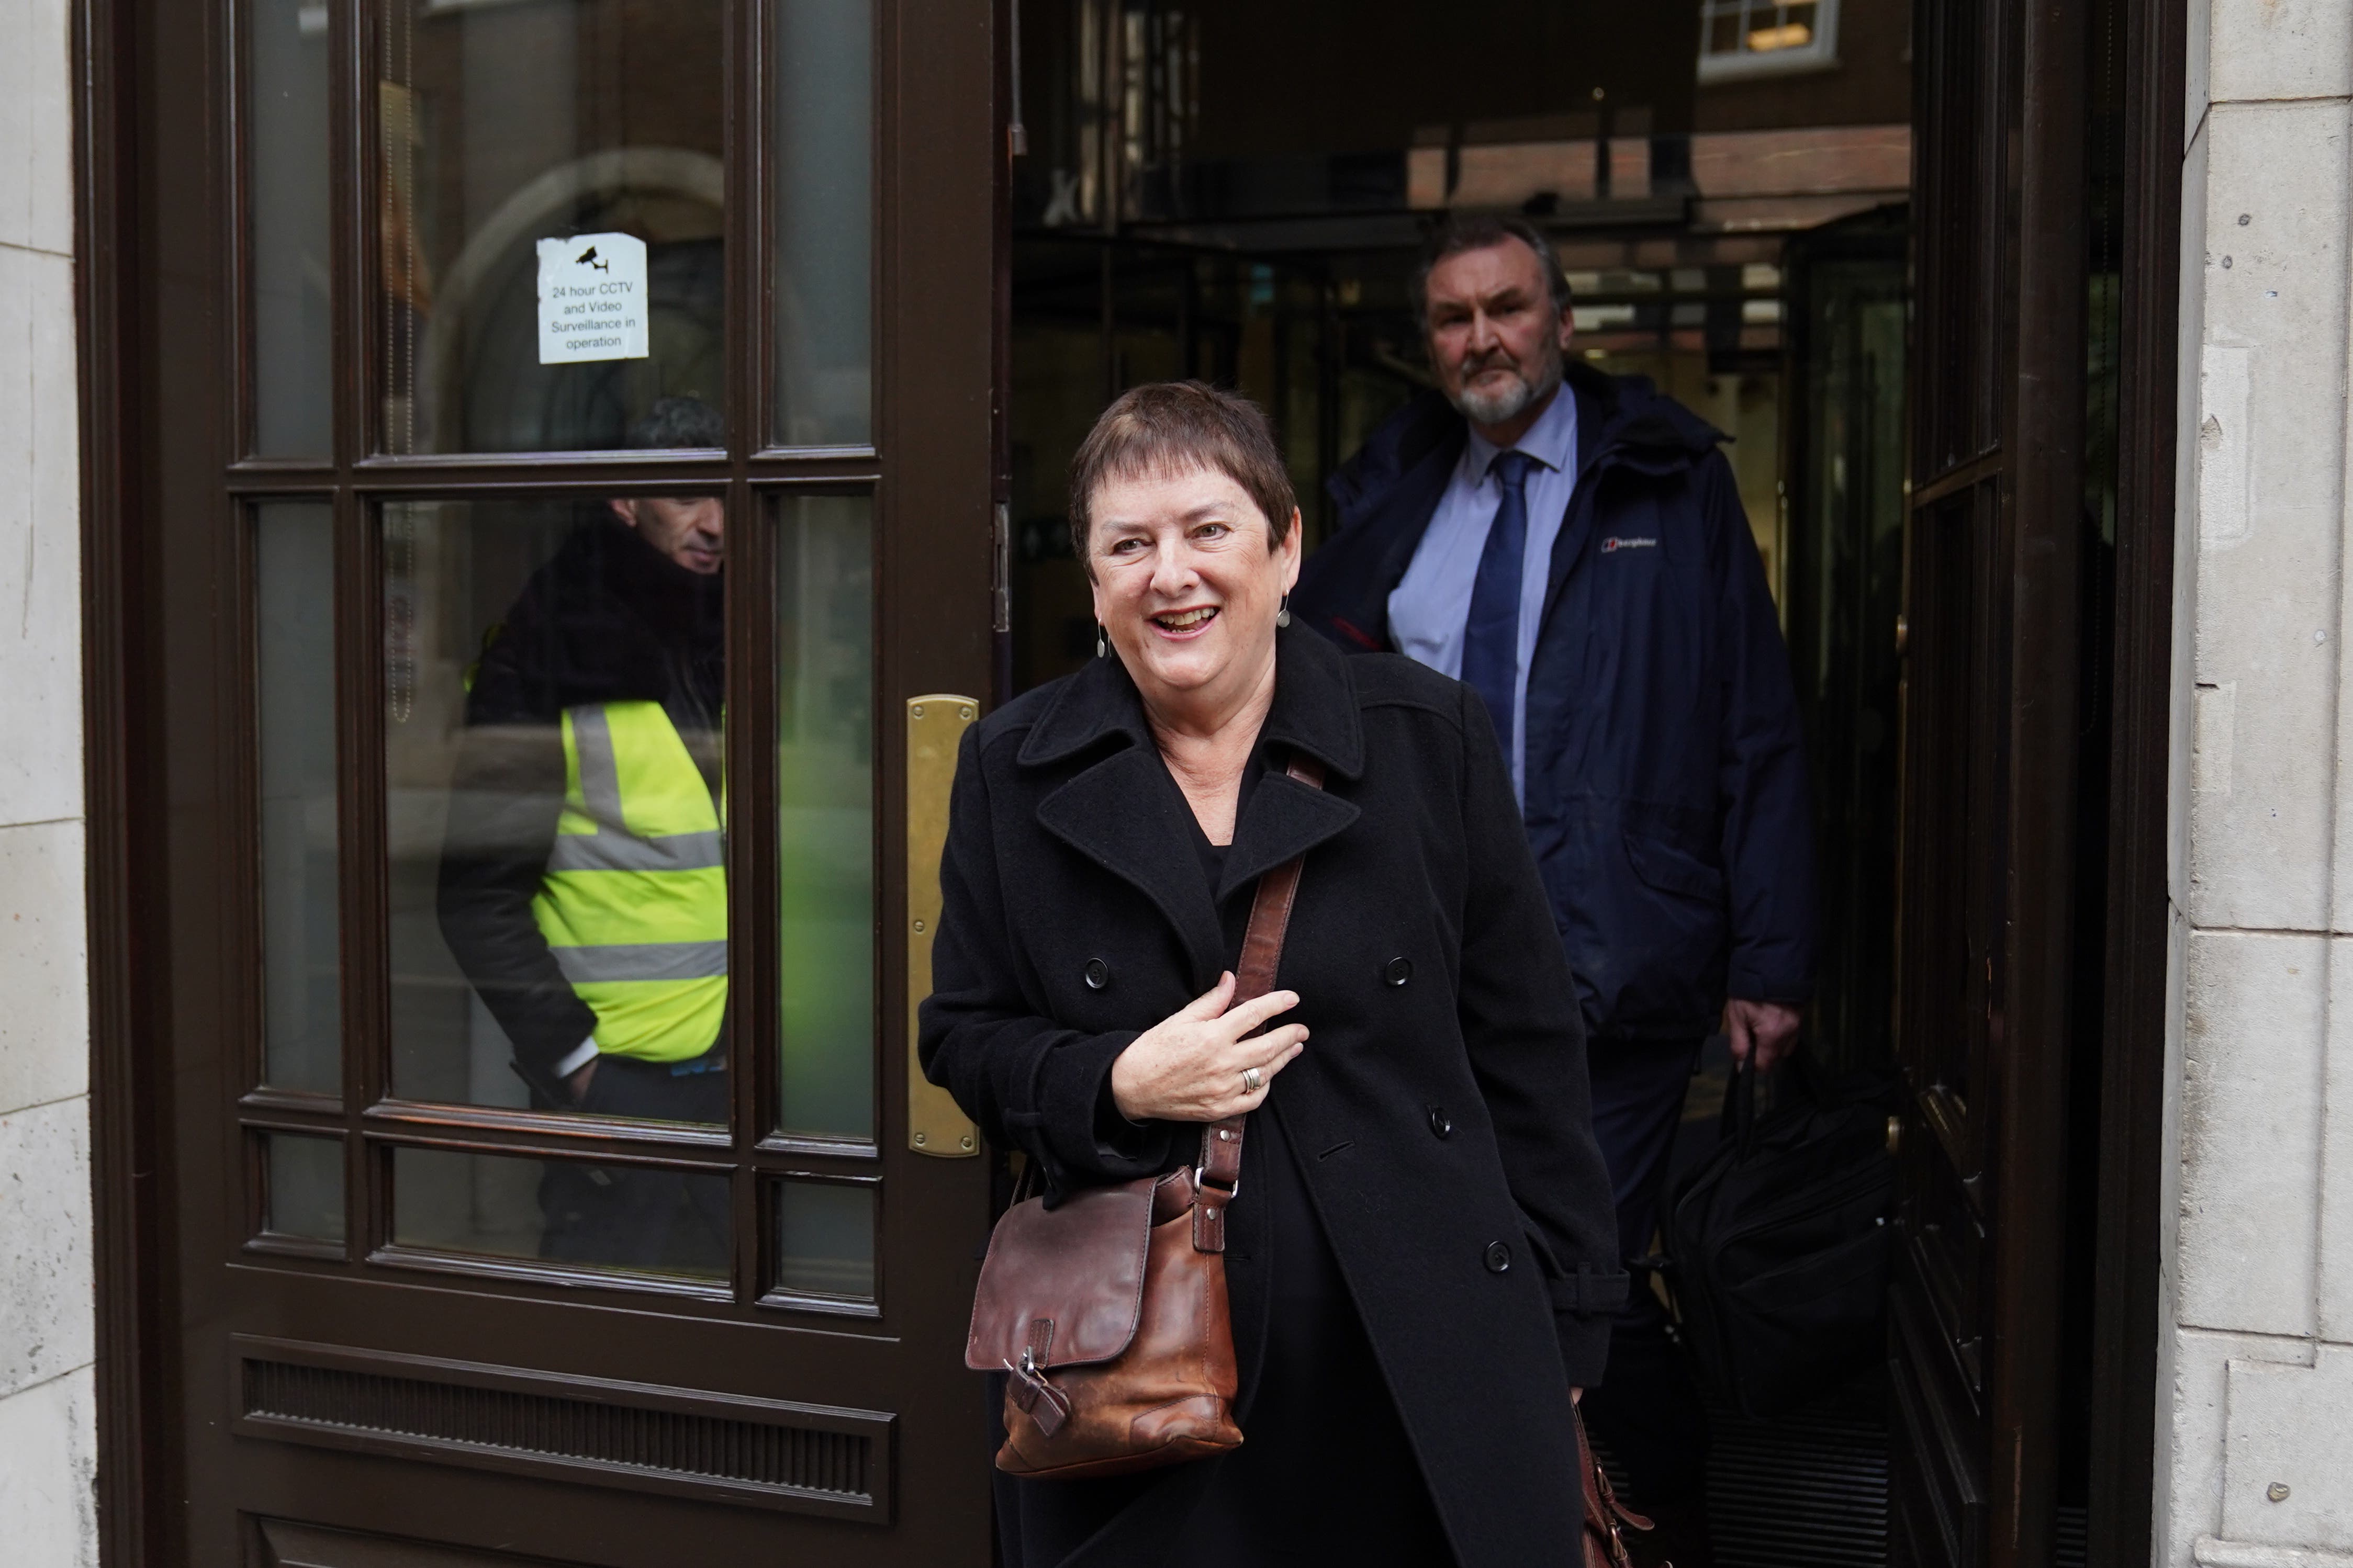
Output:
top-left (1385, 384), bottom-right (1581, 802)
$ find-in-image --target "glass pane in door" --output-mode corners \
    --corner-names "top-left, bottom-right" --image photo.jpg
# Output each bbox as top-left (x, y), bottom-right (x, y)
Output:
top-left (772, 1178), bottom-right (876, 1301)
top-left (773, 0), bottom-right (873, 446)
top-left (392, 1145), bottom-right (730, 1281)
top-left (256, 502), bottom-right (341, 1093)
top-left (378, 0), bottom-right (725, 454)
top-left (384, 492), bottom-right (728, 1123)
top-left (262, 1132), bottom-right (346, 1243)
top-left (248, 0), bottom-right (332, 456)
top-left (776, 494), bottom-right (874, 1138)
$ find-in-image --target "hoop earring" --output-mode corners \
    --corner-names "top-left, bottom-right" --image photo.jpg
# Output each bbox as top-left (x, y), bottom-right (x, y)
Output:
top-left (1095, 623), bottom-right (1110, 659)
top-left (1275, 594), bottom-right (1292, 629)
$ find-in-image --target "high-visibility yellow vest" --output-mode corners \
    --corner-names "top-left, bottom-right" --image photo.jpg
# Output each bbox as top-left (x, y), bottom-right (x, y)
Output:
top-left (531, 701), bottom-right (726, 1063)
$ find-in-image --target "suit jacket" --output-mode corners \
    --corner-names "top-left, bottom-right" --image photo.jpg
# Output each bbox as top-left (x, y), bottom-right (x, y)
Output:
top-left (1293, 366), bottom-right (1819, 1037)
top-left (920, 626), bottom-right (1624, 1568)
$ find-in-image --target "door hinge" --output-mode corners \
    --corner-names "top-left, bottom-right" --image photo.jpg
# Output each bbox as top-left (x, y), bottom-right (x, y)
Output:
top-left (992, 501), bottom-right (1012, 636)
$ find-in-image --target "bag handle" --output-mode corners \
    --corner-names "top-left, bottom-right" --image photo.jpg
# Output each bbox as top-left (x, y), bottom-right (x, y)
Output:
top-left (1721, 1052), bottom-right (1758, 1159)
top-left (1192, 753), bottom-right (1326, 1253)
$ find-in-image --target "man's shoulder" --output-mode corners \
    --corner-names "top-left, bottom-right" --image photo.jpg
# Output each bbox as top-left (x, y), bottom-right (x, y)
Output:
top-left (1584, 368), bottom-right (1726, 466)
top-left (1329, 391), bottom-right (1467, 517)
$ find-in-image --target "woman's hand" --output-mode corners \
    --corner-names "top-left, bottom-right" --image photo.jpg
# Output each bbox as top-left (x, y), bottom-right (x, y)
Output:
top-left (1110, 972), bottom-right (1308, 1123)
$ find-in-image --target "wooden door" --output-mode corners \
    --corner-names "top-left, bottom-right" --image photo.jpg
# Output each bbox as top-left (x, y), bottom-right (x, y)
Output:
top-left (114, 0), bottom-right (1004, 1562)
top-left (1888, 0), bottom-right (2090, 1561)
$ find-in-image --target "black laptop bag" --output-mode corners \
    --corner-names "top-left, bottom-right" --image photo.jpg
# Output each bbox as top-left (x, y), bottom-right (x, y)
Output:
top-left (1658, 1059), bottom-right (1902, 1418)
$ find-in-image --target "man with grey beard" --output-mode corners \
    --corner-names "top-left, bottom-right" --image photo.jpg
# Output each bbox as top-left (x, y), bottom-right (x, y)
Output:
top-left (1293, 213), bottom-right (1818, 1568)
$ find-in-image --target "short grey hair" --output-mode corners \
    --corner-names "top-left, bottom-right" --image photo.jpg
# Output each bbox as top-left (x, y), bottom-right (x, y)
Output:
top-left (1068, 381), bottom-right (1297, 565)
top-left (627, 395), bottom-right (724, 450)
top-left (1410, 212), bottom-right (1574, 328)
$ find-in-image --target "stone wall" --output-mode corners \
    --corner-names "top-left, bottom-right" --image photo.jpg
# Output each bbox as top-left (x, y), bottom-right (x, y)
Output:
top-left (0, 0), bottom-right (95, 1563)
top-left (2166, 0), bottom-right (2353, 1556)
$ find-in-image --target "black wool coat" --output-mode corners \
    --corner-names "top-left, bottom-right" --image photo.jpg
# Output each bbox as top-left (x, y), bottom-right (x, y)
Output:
top-left (920, 626), bottom-right (1628, 1568)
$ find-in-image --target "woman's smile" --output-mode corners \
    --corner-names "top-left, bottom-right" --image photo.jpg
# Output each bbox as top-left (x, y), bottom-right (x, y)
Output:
top-left (1150, 604), bottom-right (1221, 637)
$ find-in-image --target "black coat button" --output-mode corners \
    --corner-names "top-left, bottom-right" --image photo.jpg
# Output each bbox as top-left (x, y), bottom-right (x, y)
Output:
top-left (1428, 1106), bottom-right (1452, 1139)
top-left (1484, 1240), bottom-right (1512, 1274)
top-left (1384, 956), bottom-right (1413, 987)
top-left (1083, 958), bottom-right (1111, 990)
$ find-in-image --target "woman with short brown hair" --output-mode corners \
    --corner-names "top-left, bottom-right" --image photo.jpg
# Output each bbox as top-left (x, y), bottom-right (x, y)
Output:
top-left (921, 381), bottom-right (1624, 1567)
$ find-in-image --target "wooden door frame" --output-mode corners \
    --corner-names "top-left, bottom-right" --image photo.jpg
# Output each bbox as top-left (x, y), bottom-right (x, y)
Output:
top-left (71, 0), bottom-right (2181, 1565)
top-left (2085, 0), bottom-right (2189, 1556)
top-left (77, 0), bottom-right (183, 1555)
top-left (1895, 0), bottom-right (2186, 1556)
top-left (1895, 0), bottom-right (2186, 1555)
top-left (74, 0), bottom-right (1009, 1563)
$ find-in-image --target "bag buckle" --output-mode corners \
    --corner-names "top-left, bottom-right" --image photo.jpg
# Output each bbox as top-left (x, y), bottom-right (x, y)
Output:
top-left (1005, 1348), bottom-right (1073, 1438)
top-left (1191, 1166), bottom-right (1236, 1254)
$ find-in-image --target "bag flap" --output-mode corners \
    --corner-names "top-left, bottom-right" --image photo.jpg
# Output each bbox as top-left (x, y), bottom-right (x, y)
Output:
top-left (965, 1176), bottom-right (1156, 1373)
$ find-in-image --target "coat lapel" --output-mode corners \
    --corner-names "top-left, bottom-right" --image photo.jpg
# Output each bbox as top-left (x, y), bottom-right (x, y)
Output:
top-left (1021, 655), bottom-right (1229, 986)
top-left (1361, 443), bottom-right (1462, 649)
top-left (1303, 393), bottom-right (1464, 653)
top-left (1019, 628), bottom-right (1372, 979)
top-left (1219, 629), bottom-right (1366, 900)
top-left (1034, 746), bottom-right (1230, 987)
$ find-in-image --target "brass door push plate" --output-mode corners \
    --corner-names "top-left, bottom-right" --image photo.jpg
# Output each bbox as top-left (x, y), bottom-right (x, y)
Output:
top-left (906, 696), bottom-right (981, 1157)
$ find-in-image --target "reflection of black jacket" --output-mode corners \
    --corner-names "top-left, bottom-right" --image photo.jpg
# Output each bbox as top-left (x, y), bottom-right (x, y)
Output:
top-left (436, 517), bottom-right (725, 1096)
top-left (1293, 366), bottom-right (1818, 1039)
top-left (920, 627), bottom-right (1622, 1568)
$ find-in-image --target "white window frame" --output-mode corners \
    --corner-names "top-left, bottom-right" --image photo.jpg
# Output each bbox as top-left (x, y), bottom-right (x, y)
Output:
top-left (1696, 0), bottom-right (1842, 83)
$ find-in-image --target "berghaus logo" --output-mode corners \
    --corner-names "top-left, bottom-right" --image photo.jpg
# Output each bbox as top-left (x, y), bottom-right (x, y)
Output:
top-left (1600, 536), bottom-right (1659, 553)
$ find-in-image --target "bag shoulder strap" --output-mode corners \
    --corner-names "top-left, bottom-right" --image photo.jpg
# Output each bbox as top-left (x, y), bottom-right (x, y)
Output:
top-left (1192, 753), bottom-right (1325, 1251)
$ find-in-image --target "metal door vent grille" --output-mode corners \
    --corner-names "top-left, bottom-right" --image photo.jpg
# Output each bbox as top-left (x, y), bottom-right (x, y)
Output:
top-left (234, 1337), bottom-right (892, 1521)
top-left (1598, 1378), bottom-right (2093, 1567)
top-left (1593, 1376), bottom-right (1887, 1567)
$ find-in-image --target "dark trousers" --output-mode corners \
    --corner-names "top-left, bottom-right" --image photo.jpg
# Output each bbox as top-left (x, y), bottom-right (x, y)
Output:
top-left (1579, 1035), bottom-right (1711, 1506)
top-left (539, 1055), bottom-right (730, 1274)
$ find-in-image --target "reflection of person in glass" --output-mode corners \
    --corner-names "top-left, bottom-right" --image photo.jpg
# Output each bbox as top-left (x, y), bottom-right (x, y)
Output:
top-left (437, 396), bottom-right (728, 1272)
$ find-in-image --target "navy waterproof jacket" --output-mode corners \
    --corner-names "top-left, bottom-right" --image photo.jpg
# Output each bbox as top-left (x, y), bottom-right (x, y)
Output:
top-left (1292, 363), bottom-right (1817, 1040)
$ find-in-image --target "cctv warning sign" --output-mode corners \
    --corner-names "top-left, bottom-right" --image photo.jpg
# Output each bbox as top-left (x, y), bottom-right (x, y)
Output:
top-left (536, 233), bottom-right (651, 365)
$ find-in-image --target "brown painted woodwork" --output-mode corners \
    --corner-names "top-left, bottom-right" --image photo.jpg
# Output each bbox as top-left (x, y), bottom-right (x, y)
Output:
top-left (1889, 0), bottom-right (2090, 1561)
top-left (85, 0), bottom-right (1001, 1563)
top-left (2083, 0), bottom-right (2190, 1553)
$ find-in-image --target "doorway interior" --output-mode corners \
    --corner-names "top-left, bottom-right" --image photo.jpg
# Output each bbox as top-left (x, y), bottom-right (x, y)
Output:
top-left (1002, 3), bottom-right (2134, 1564)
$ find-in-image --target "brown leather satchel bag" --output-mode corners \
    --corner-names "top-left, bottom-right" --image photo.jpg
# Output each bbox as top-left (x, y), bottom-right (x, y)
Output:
top-left (1575, 1404), bottom-right (1659, 1567)
top-left (963, 757), bottom-right (1324, 1481)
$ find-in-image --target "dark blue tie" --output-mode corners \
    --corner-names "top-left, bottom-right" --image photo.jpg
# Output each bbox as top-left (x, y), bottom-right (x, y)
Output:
top-left (1461, 449), bottom-right (1537, 761)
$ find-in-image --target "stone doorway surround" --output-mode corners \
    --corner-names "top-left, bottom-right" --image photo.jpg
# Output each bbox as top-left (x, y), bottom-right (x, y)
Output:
top-left (2162, 0), bottom-right (2353, 1557)
top-left (0, 0), bottom-right (96, 1561)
